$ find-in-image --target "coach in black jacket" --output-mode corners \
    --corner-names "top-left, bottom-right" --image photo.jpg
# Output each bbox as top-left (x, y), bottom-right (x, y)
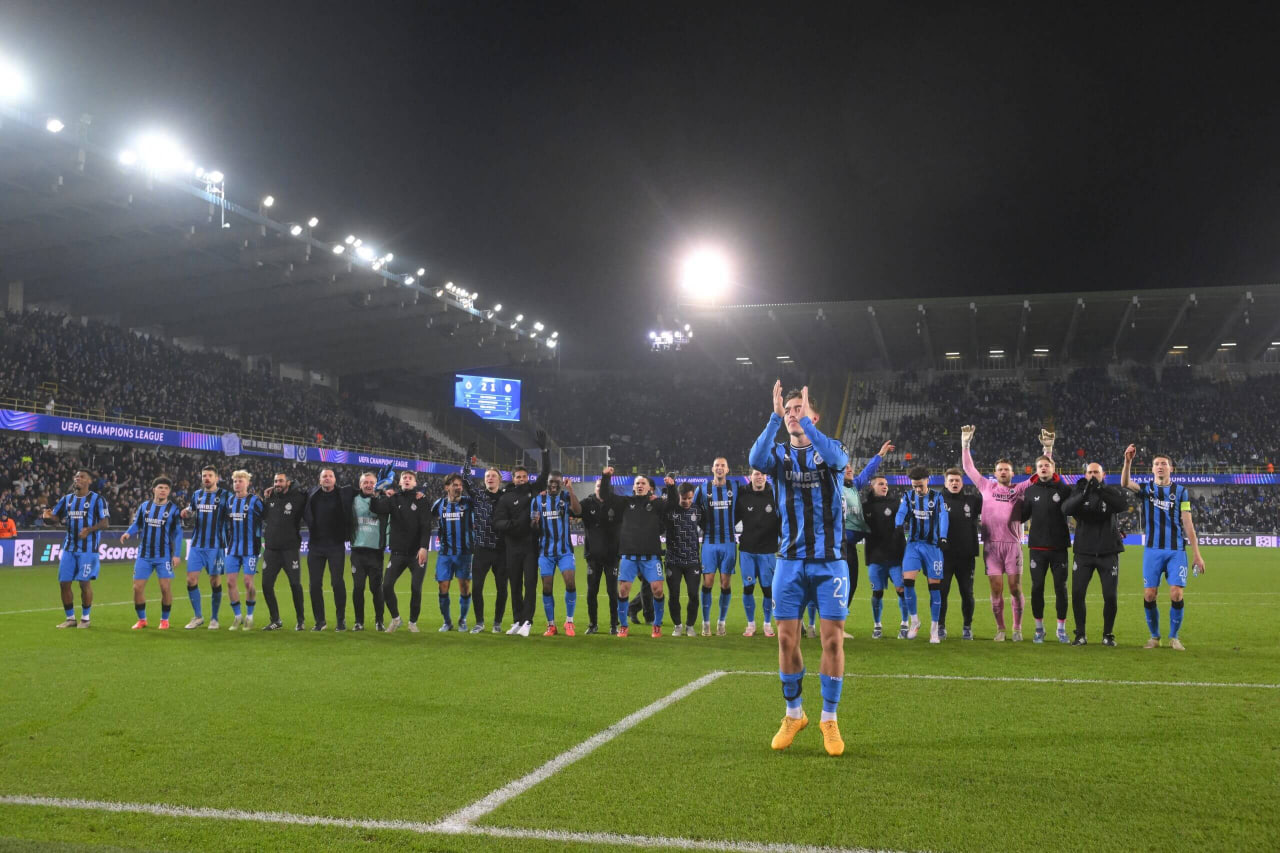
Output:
top-left (941, 468), bottom-right (982, 638)
top-left (1062, 461), bottom-right (1127, 645)
top-left (261, 473), bottom-right (308, 630)
top-left (579, 479), bottom-right (622, 634)
top-left (1021, 461), bottom-right (1074, 640)
top-left (491, 434), bottom-right (550, 634)
top-left (302, 469), bottom-right (356, 631)
top-left (862, 476), bottom-right (906, 636)
top-left (376, 470), bottom-right (433, 631)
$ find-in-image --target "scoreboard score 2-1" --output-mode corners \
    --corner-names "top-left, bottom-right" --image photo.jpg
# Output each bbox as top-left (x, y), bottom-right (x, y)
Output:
top-left (454, 375), bottom-right (522, 422)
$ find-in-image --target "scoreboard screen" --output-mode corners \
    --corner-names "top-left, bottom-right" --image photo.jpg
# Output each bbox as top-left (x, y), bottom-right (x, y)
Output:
top-left (454, 374), bottom-right (522, 422)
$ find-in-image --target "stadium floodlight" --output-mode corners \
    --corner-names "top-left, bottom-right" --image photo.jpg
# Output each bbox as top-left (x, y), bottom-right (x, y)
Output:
top-left (384, 252), bottom-right (393, 262)
top-left (533, 321), bottom-right (544, 332)
top-left (989, 349), bottom-right (1005, 356)
top-left (649, 331), bottom-right (657, 340)
top-left (679, 246), bottom-right (733, 302)
top-left (308, 216), bottom-right (320, 227)
top-left (404, 275), bottom-right (415, 285)
top-left (371, 260), bottom-right (383, 271)
top-left (550, 330), bottom-right (559, 339)
top-left (1272, 341), bottom-right (1280, 347)
top-left (0, 56), bottom-right (29, 101)
top-left (262, 195), bottom-right (275, 208)
top-left (492, 303), bottom-right (502, 312)
top-left (775, 355), bottom-right (789, 360)
top-left (118, 149), bottom-right (138, 166)
top-left (547, 339), bottom-right (557, 349)
top-left (45, 117), bottom-right (65, 134)
top-left (435, 289), bottom-right (444, 297)
top-left (194, 167), bottom-right (205, 178)
top-left (1172, 345), bottom-right (1188, 350)
top-left (206, 170), bottom-right (224, 183)
top-left (289, 224), bottom-right (303, 236)
top-left (514, 314), bottom-right (524, 322)
top-left (735, 356), bottom-right (750, 361)
top-left (128, 132), bottom-right (189, 175)
top-left (684, 323), bottom-right (691, 332)
top-left (344, 235), bottom-right (356, 245)
top-left (332, 244), bottom-right (345, 254)
top-left (355, 246), bottom-right (376, 261)
top-left (353, 238), bottom-right (363, 248)
top-left (1221, 341), bottom-right (1237, 347)
top-left (509, 322), bottom-right (518, 330)
top-left (416, 267), bottom-right (426, 276)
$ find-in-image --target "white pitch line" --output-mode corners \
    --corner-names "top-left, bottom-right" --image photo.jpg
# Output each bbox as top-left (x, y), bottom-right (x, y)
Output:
top-left (0, 598), bottom-right (163, 616)
top-left (0, 794), bottom-right (901, 853)
top-left (729, 671), bottom-right (1280, 689)
top-left (435, 670), bottom-right (729, 829)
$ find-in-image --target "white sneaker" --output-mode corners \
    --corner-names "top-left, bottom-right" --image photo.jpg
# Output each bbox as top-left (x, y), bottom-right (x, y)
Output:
top-left (993, 630), bottom-right (1005, 642)
top-left (244, 614), bottom-right (254, 630)
top-left (505, 622), bottom-right (519, 635)
top-left (517, 622), bottom-right (531, 637)
top-left (929, 622), bottom-right (941, 644)
top-left (493, 622), bottom-right (503, 633)
top-left (1011, 630), bottom-right (1023, 642)
top-left (208, 619), bottom-right (220, 630)
top-left (716, 620), bottom-right (727, 636)
top-left (685, 625), bottom-right (696, 637)
top-left (907, 618), bottom-right (920, 640)
top-left (470, 622), bottom-right (486, 634)
top-left (184, 617), bottom-right (204, 630)
top-left (672, 624), bottom-right (684, 637)
top-left (803, 622), bottom-right (818, 639)
top-left (742, 622), bottom-right (756, 637)
top-left (763, 622), bottom-right (775, 638)
top-left (387, 616), bottom-right (402, 633)
top-left (1170, 637), bottom-right (1186, 651)
top-left (408, 621), bottom-right (421, 633)
top-left (228, 615), bottom-right (240, 631)
top-left (701, 621), bottom-right (711, 637)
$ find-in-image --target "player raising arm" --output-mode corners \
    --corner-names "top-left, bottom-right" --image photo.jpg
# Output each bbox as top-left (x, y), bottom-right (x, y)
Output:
top-left (531, 470), bottom-right (582, 636)
top-left (1121, 445), bottom-right (1205, 650)
top-left (749, 382), bottom-right (850, 757)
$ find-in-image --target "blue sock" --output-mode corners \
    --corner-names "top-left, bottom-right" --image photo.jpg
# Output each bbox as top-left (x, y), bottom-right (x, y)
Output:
top-left (743, 588), bottom-right (757, 623)
top-left (718, 590), bottom-right (732, 621)
top-left (819, 673), bottom-right (843, 714)
top-left (762, 588), bottom-right (774, 623)
top-left (1144, 598), bottom-right (1160, 638)
top-left (231, 600), bottom-right (242, 617)
top-left (896, 590), bottom-right (908, 622)
top-left (64, 605), bottom-right (75, 619)
top-left (246, 598), bottom-right (255, 616)
top-left (135, 604), bottom-right (146, 620)
top-left (187, 584), bottom-right (202, 619)
top-left (1169, 599), bottom-right (1184, 638)
top-left (653, 596), bottom-right (665, 627)
top-left (543, 594), bottom-right (555, 623)
top-left (701, 588), bottom-right (712, 621)
top-left (439, 594), bottom-right (452, 625)
top-left (459, 594), bottom-right (471, 622)
top-left (871, 592), bottom-right (883, 623)
top-left (211, 587), bottom-right (222, 620)
top-left (929, 586), bottom-right (941, 622)
top-left (806, 601), bottom-right (817, 628)
top-left (904, 584), bottom-right (917, 618)
top-left (617, 597), bottom-right (629, 628)
top-left (161, 604), bottom-right (171, 621)
top-left (565, 590), bottom-right (576, 620)
top-left (780, 668), bottom-right (805, 713)
top-left (80, 606), bottom-right (90, 620)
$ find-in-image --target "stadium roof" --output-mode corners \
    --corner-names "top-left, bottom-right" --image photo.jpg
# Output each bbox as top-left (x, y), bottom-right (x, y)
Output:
top-left (0, 106), bottom-right (557, 380)
top-left (679, 284), bottom-right (1280, 372)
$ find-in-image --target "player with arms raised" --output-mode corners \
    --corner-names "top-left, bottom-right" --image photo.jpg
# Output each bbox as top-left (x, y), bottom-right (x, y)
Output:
top-left (1121, 445), bottom-right (1205, 650)
top-left (749, 382), bottom-right (850, 756)
top-left (44, 468), bottom-right (110, 629)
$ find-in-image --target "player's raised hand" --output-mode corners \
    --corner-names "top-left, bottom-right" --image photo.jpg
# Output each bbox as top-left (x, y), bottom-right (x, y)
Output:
top-left (800, 386), bottom-right (815, 421)
top-left (535, 429), bottom-right (548, 449)
top-left (1124, 444), bottom-right (1137, 462)
top-left (1039, 428), bottom-right (1055, 447)
top-left (664, 474), bottom-right (676, 486)
top-left (878, 441), bottom-right (896, 457)
top-left (772, 380), bottom-right (784, 417)
top-left (960, 425), bottom-right (976, 446)
top-left (602, 466), bottom-right (614, 476)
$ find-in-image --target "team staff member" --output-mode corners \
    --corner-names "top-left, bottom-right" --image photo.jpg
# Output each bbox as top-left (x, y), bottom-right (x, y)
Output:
top-left (349, 472), bottom-right (389, 631)
top-left (1020, 450), bottom-right (1073, 643)
top-left (862, 475), bottom-right (906, 639)
top-left (737, 468), bottom-right (782, 638)
top-left (1063, 462), bottom-right (1126, 646)
top-left (940, 468), bottom-right (982, 640)
top-left (261, 473), bottom-right (308, 631)
top-left (664, 483), bottom-right (704, 637)
top-left (465, 443), bottom-right (508, 634)
top-left (839, 441), bottom-right (894, 613)
top-left (303, 469), bottom-right (354, 632)
top-left (579, 476), bottom-right (622, 634)
top-left (378, 470), bottom-right (433, 632)
top-left (599, 467), bottom-right (677, 638)
top-left (492, 431), bottom-right (550, 637)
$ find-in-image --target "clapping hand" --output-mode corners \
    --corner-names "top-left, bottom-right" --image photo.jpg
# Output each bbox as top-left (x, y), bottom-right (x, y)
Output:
top-left (772, 380), bottom-right (785, 418)
top-left (960, 425), bottom-right (976, 446)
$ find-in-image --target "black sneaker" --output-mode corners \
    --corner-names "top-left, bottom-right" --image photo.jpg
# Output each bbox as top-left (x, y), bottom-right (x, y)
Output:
top-left (336, 620), bottom-right (347, 632)
top-left (375, 622), bottom-right (385, 632)
top-left (584, 624), bottom-right (599, 635)
top-left (263, 621), bottom-right (283, 631)
top-left (609, 626), bottom-right (618, 636)
top-left (353, 623), bottom-right (364, 632)
top-left (312, 622), bottom-right (326, 632)
top-left (1071, 635), bottom-right (1087, 646)
top-left (295, 622), bottom-right (306, 631)
top-left (1102, 634), bottom-right (1117, 647)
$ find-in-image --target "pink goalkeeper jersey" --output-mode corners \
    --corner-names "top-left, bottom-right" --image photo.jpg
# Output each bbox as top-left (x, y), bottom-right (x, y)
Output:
top-left (961, 447), bottom-right (1046, 544)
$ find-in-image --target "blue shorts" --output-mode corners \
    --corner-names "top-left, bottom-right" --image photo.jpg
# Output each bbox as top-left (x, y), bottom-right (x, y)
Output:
top-left (739, 552), bottom-right (776, 587)
top-left (772, 558), bottom-right (850, 622)
top-left (903, 542), bottom-right (944, 580)
top-left (868, 563), bottom-right (904, 591)
top-left (619, 555), bottom-right (663, 584)
top-left (701, 543), bottom-right (736, 576)
top-left (538, 552), bottom-right (575, 577)
top-left (1142, 548), bottom-right (1188, 588)
top-left (436, 554), bottom-right (474, 582)
top-left (133, 558), bottom-right (174, 580)
top-left (188, 548), bottom-right (225, 576)
top-left (58, 551), bottom-right (100, 583)
top-left (224, 554), bottom-right (258, 575)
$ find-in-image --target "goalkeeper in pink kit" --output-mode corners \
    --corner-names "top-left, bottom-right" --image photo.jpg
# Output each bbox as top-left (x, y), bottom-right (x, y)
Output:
top-left (960, 425), bottom-right (1055, 642)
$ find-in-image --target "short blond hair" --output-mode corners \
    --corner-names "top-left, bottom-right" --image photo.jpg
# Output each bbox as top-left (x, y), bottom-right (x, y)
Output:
top-left (232, 470), bottom-right (252, 481)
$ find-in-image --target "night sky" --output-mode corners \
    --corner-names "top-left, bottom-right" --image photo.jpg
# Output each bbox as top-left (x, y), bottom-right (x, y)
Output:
top-left (5, 1), bottom-right (1280, 362)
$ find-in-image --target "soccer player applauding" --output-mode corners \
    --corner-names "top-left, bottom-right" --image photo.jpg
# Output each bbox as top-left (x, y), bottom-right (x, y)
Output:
top-left (122, 477), bottom-right (184, 630)
top-left (749, 382), bottom-right (851, 756)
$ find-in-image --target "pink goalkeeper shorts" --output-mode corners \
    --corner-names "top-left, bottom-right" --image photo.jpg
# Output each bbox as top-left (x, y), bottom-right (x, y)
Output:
top-left (983, 541), bottom-right (1023, 577)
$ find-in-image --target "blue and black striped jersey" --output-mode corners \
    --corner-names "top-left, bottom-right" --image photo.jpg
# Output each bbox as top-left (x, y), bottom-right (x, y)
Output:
top-left (224, 494), bottom-right (263, 557)
top-left (188, 487), bottom-right (232, 549)
top-left (531, 492), bottom-right (574, 557)
top-left (895, 490), bottom-right (949, 546)
top-left (432, 495), bottom-right (475, 556)
top-left (52, 491), bottom-right (109, 553)
top-left (1139, 482), bottom-right (1190, 551)
top-left (696, 479), bottom-right (739, 546)
top-left (748, 414), bottom-right (850, 561)
top-left (127, 500), bottom-right (184, 560)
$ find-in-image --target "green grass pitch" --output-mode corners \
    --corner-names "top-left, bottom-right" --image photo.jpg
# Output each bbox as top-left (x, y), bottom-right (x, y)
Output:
top-left (1, 545), bottom-right (1277, 852)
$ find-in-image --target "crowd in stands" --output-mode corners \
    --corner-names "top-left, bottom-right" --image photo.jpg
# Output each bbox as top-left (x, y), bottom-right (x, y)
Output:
top-left (1, 310), bottom-right (445, 457)
top-left (1192, 488), bottom-right (1280, 535)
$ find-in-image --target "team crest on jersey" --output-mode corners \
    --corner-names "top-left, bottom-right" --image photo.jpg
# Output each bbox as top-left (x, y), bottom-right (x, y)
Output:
top-left (285, 503), bottom-right (293, 512)
top-left (813, 452), bottom-right (823, 465)
top-left (765, 504), bottom-right (773, 513)
top-left (644, 503), bottom-right (652, 512)
top-left (884, 507), bottom-right (892, 516)
top-left (964, 504), bottom-right (972, 517)
top-left (1052, 493), bottom-right (1061, 502)
top-left (410, 503), bottom-right (417, 511)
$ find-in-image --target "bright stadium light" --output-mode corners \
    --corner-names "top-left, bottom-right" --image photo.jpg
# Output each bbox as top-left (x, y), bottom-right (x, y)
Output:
top-left (550, 330), bottom-right (559, 339)
top-left (509, 322), bottom-right (518, 330)
top-left (262, 195), bottom-right (275, 208)
top-left (129, 132), bottom-right (188, 175)
top-left (679, 246), bottom-right (733, 302)
top-left (308, 216), bottom-right (320, 228)
top-left (45, 117), bottom-right (65, 134)
top-left (206, 170), bottom-right (224, 183)
top-left (435, 289), bottom-right (444, 297)
top-left (344, 235), bottom-right (356, 245)
top-left (1221, 341), bottom-right (1237, 347)
top-left (355, 246), bottom-right (376, 261)
top-left (649, 331), bottom-right (657, 340)
top-left (353, 238), bottom-right (363, 247)
top-left (332, 244), bottom-right (345, 254)
top-left (384, 252), bottom-right (394, 261)
top-left (547, 339), bottom-right (557, 349)
top-left (1172, 345), bottom-right (1188, 350)
top-left (492, 303), bottom-right (502, 312)
top-left (404, 275), bottom-right (415, 285)
top-left (289, 224), bottom-right (303, 236)
top-left (118, 149), bottom-right (138, 166)
top-left (514, 314), bottom-right (524, 323)
top-left (0, 56), bottom-right (29, 101)
top-left (416, 267), bottom-right (426, 276)
top-left (372, 260), bottom-right (383, 271)
top-left (533, 321), bottom-right (544, 332)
